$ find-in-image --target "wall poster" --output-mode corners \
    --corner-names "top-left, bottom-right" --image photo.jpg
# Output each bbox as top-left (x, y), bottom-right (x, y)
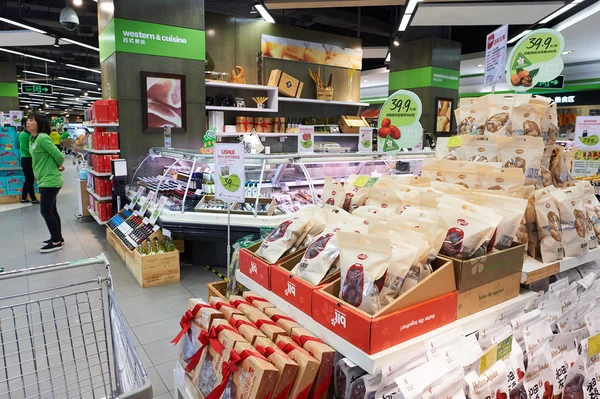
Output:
top-left (141, 72), bottom-right (187, 133)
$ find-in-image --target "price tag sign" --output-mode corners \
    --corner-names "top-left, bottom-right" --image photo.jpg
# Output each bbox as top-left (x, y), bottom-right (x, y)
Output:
top-left (447, 136), bottom-right (461, 147)
top-left (352, 176), bottom-right (378, 188)
top-left (130, 186), bottom-right (146, 208)
top-left (149, 196), bottom-right (167, 225)
top-left (140, 191), bottom-right (155, 215)
top-left (496, 335), bottom-right (513, 360)
top-left (575, 116), bottom-right (600, 150)
top-left (8, 111), bottom-right (23, 127)
top-left (214, 143), bottom-right (245, 203)
top-left (358, 127), bottom-right (373, 153)
top-left (479, 344), bottom-right (498, 374)
top-left (484, 25), bottom-right (508, 86)
top-left (377, 90), bottom-right (423, 153)
top-left (298, 125), bottom-right (314, 153)
top-left (506, 28), bottom-right (565, 91)
top-left (589, 334), bottom-right (600, 358)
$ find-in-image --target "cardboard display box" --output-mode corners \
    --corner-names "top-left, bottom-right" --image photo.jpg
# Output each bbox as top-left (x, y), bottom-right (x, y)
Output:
top-left (275, 336), bottom-right (320, 399)
top-left (270, 254), bottom-right (339, 316)
top-left (265, 308), bottom-right (302, 335)
top-left (239, 242), bottom-right (306, 290)
top-left (268, 69), bottom-right (304, 98)
top-left (312, 258), bottom-right (458, 354)
top-left (254, 337), bottom-right (299, 399)
top-left (290, 328), bottom-right (335, 399)
top-left (456, 272), bottom-right (521, 319)
top-left (441, 243), bottom-right (525, 292)
top-left (338, 115), bottom-right (369, 134)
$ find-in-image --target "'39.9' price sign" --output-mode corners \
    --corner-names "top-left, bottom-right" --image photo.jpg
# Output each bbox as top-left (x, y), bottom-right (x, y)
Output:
top-left (214, 142), bottom-right (246, 203)
top-left (506, 28), bottom-right (565, 91)
top-left (377, 90), bottom-right (423, 153)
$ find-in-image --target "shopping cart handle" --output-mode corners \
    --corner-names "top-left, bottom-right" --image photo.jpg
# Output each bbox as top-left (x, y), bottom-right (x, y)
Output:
top-left (0, 253), bottom-right (110, 280)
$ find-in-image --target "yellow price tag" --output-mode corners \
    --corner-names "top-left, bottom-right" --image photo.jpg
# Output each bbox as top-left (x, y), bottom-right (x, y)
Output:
top-left (352, 176), bottom-right (378, 188)
top-left (447, 136), bottom-right (461, 147)
top-left (479, 344), bottom-right (498, 374)
top-left (589, 333), bottom-right (600, 358)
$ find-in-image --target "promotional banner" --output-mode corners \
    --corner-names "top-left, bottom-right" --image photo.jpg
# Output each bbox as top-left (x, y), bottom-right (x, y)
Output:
top-left (9, 111), bottom-right (22, 127)
top-left (377, 90), bottom-right (423, 153)
top-left (358, 127), bottom-right (373, 153)
top-left (505, 28), bottom-right (565, 91)
top-left (571, 116), bottom-right (600, 176)
top-left (484, 25), bottom-right (508, 86)
top-left (214, 143), bottom-right (245, 203)
top-left (298, 125), bottom-right (315, 153)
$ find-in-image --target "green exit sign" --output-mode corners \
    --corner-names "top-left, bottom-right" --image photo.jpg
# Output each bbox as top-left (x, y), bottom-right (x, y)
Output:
top-left (534, 75), bottom-right (565, 89)
top-left (21, 83), bottom-right (53, 94)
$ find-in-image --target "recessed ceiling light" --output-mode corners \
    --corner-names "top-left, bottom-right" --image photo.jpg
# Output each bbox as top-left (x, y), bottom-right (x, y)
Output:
top-left (0, 17), bottom-right (47, 34)
top-left (477, 64), bottom-right (485, 67)
top-left (73, 0), bottom-right (82, 5)
top-left (562, 50), bottom-right (573, 55)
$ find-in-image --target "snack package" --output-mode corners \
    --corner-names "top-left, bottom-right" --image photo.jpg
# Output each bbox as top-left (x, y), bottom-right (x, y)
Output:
top-left (441, 161), bottom-right (479, 189)
top-left (421, 367), bottom-right (466, 399)
top-left (522, 319), bottom-right (553, 354)
top-left (343, 175), bottom-right (371, 213)
top-left (421, 159), bottom-right (446, 182)
top-left (550, 188), bottom-right (588, 258)
top-left (254, 337), bottom-right (299, 399)
top-left (535, 188), bottom-right (565, 263)
top-left (583, 193), bottom-right (600, 240)
top-left (322, 177), bottom-right (345, 207)
top-left (338, 232), bottom-right (391, 315)
top-left (438, 195), bottom-right (502, 259)
top-left (465, 360), bottom-right (509, 399)
top-left (458, 97), bottom-right (488, 135)
top-left (541, 98), bottom-right (558, 146)
top-left (351, 205), bottom-right (396, 224)
top-left (264, 307), bottom-right (302, 335)
top-left (497, 136), bottom-right (544, 185)
top-left (485, 95), bottom-right (513, 136)
top-left (347, 372), bottom-right (382, 399)
top-left (563, 357), bottom-right (585, 399)
top-left (290, 328), bottom-right (335, 399)
top-left (397, 359), bottom-right (452, 399)
top-left (512, 95), bottom-right (542, 138)
top-left (461, 135), bottom-right (499, 162)
top-left (549, 330), bottom-right (584, 396)
top-left (364, 188), bottom-right (404, 211)
top-left (334, 358), bottom-right (366, 399)
top-left (302, 206), bottom-right (327, 246)
top-left (275, 336), bottom-right (321, 399)
top-left (523, 341), bottom-right (557, 399)
top-left (229, 341), bottom-right (279, 399)
top-left (394, 209), bottom-right (445, 260)
top-left (435, 137), bottom-right (462, 160)
top-left (210, 297), bottom-right (245, 320)
top-left (511, 309), bottom-right (541, 352)
top-left (231, 314), bottom-right (266, 345)
top-left (475, 164), bottom-right (525, 193)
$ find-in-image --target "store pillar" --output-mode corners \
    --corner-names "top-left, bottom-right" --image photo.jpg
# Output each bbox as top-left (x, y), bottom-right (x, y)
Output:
top-left (0, 63), bottom-right (18, 112)
top-left (97, 0), bottom-right (206, 174)
top-left (389, 37), bottom-right (461, 135)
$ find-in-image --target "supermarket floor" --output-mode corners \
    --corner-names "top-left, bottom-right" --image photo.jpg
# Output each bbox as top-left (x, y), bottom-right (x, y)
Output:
top-left (0, 157), bottom-right (218, 398)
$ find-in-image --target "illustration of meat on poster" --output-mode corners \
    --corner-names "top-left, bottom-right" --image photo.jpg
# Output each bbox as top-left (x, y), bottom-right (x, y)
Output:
top-left (142, 72), bottom-right (187, 132)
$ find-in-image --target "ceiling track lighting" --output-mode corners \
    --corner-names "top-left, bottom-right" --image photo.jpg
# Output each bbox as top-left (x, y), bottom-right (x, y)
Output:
top-left (0, 17), bottom-right (47, 34)
top-left (393, 36), bottom-right (400, 46)
top-left (0, 47), bottom-right (56, 63)
top-left (57, 77), bottom-right (98, 86)
top-left (254, 1), bottom-right (275, 24)
top-left (554, 1), bottom-right (600, 31)
top-left (66, 64), bottom-right (101, 74)
top-left (23, 70), bottom-right (49, 77)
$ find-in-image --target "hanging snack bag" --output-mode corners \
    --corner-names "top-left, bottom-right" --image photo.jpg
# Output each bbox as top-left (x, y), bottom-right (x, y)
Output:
top-left (322, 177), bottom-right (345, 207)
top-left (461, 135), bottom-right (499, 162)
top-left (338, 232), bottom-right (392, 315)
top-left (563, 357), bottom-right (586, 399)
top-left (497, 136), bottom-right (544, 185)
top-left (537, 146), bottom-right (554, 188)
top-left (535, 188), bottom-right (565, 263)
top-left (523, 341), bottom-right (557, 399)
top-left (512, 95), bottom-right (543, 138)
top-left (550, 188), bottom-right (588, 257)
top-left (441, 161), bottom-right (479, 189)
top-left (475, 164), bottom-right (525, 193)
top-left (334, 358), bottom-right (366, 399)
top-left (465, 361), bottom-right (509, 399)
top-left (435, 137), bottom-right (462, 160)
top-left (458, 97), bottom-right (488, 135)
top-left (523, 320), bottom-right (554, 354)
top-left (421, 158), bottom-right (446, 182)
top-left (541, 98), bottom-right (558, 146)
top-left (485, 95), bottom-right (513, 136)
top-left (343, 175), bottom-right (373, 213)
top-left (549, 330), bottom-right (584, 397)
top-left (438, 195), bottom-right (501, 259)
top-left (583, 192), bottom-right (600, 238)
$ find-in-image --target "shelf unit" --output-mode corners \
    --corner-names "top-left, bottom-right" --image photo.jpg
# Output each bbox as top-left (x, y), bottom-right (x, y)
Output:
top-left (86, 187), bottom-right (111, 201)
top-left (84, 147), bottom-right (120, 154)
top-left (86, 123), bottom-right (119, 128)
top-left (279, 97), bottom-right (369, 107)
top-left (206, 105), bottom-right (277, 113)
top-left (87, 206), bottom-right (107, 225)
top-left (205, 81), bottom-right (279, 112)
top-left (88, 169), bottom-right (112, 177)
top-left (315, 133), bottom-right (359, 137)
top-left (236, 270), bottom-right (537, 374)
top-left (521, 247), bottom-right (600, 284)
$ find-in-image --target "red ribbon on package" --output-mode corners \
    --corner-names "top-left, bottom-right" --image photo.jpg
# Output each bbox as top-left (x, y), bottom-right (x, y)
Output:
top-left (204, 349), bottom-right (267, 399)
top-left (170, 303), bottom-right (212, 345)
top-left (292, 334), bottom-right (324, 347)
top-left (183, 326), bottom-right (220, 373)
top-left (271, 314), bottom-right (296, 323)
top-left (276, 340), bottom-right (310, 356)
top-left (213, 301), bottom-right (235, 310)
top-left (261, 121), bottom-right (268, 132)
top-left (231, 299), bottom-right (252, 308)
top-left (229, 318), bottom-right (257, 330)
top-left (245, 296), bottom-right (269, 304)
top-left (255, 319), bottom-right (278, 329)
top-left (310, 371), bottom-right (332, 399)
top-left (255, 344), bottom-right (277, 358)
top-left (215, 323), bottom-right (239, 337)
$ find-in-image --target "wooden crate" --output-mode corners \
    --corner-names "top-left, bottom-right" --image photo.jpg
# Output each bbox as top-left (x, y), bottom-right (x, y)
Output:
top-left (0, 195), bottom-right (21, 205)
top-left (208, 281), bottom-right (227, 301)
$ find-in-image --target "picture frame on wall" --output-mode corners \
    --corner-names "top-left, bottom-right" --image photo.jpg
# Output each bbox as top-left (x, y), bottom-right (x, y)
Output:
top-left (434, 97), bottom-right (454, 135)
top-left (141, 72), bottom-right (187, 133)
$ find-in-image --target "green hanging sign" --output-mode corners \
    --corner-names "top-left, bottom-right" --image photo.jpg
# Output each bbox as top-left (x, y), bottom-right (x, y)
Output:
top-left (377, 90), bottom-right (423, 152)
top-left (506, 29), bottom-right (565, 91)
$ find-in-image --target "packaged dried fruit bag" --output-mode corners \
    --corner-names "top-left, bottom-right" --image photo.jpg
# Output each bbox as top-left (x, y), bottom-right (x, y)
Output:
top-left (523, 320), bottom-right (554, 354)
top-left (465, 360), bottom-right (509, 399)
top-left (338, 232), bottom-right (391, 315)
top-left (475, 164), bottom-right (525, 193)
top-left (394, 209), bottom-right (445, 260)
top-left (343, 175), bottom-right (373, 214)
top-left (438, 195), bottom-right (502, 260)
top-left (534, 188), bottom-right (565, 263)
top-left (421, 367), bottom-right (466, 399)
top-left (365, 188), bottom-right (404, 211)
top-left (497, 136), bottom-right (544, 186)
top-left (512, 95), bottom-right (543, 138)
top-left (421, 158), bottom-right (446, 182)
top-left (550, 188), bottom-right (589, 258)
top-left (334, 358), bottom-right (366, 399)
top-left (458, 97), bottom-right (488, 135)
top-left (347, 371), bottom-right (382, 399)
top-left (523, 341), bottom-right (557, 399)
top-left (511, 309), bottom-right (542, 353)
top-left (485, 95), bottom-right (513, 136)
top-left (397, 358), bottom-right (452, 399)
top-left (539, 98), bottom-right (558, 146)
top-left (435, 137), bottom-right (462, 160)
top-left (549, 330), bottom-right (585, 397)
top-left (578, 338), bottom-right (600, 399)
top-left (461, 135), bottom-right (499, 162)
top-left (323, 176), bottom-right (345, 207)
top-left (441, 162), bottom-right (479, 189)
top-left (563, 357), bottom-right (585, 399)
top-left (302, 205), bottom-right (327, 246)
top-left (351, 205), bottom-right (396, 224)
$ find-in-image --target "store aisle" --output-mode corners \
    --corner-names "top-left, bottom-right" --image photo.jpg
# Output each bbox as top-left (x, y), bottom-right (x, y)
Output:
top-left (0, 157), bottom-right (217, 398)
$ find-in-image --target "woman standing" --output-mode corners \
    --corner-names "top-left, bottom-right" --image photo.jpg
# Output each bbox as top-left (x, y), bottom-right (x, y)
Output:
top-left (28, 113), bottom-right (65, 253)
top-left (18, 118), bottom-right (38, 204)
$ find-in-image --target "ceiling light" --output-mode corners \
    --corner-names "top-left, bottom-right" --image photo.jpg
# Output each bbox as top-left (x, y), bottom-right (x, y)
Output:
top-left (25, 105), bottom-right (29, 108)
top-left (66, 63), bottom-right (101, 74)
top-left (23, 70), bottom-right (49, 77)
top-left (250, 4), bottom-right (258, 14)
top-left (0, 48), bottom-right (56, 63)
top-left (53, 84), bottom-right (82, 92)
top-left (84, 92), bottom-right (88, 96)
top-left (393, 37), bottom-right (400, 46)
top-left (73, 0), bottom-right (83, 5)
top-left (405, 0), bottom-right (422, 15)
top-left (53, 38), bottom-right (60, 48)
top-left (97, 88), bottom-right (101, 91)
top-left (61, 38), bottom-right (100, 52)
top-left (477, 64), bottom-right (485, 67)
top-left (22, 94), bottom-right (58, 99)
top-left (0, 17), bottom-right (47, 34)
top-left (562, 50), bottom-right (573, 55)
top-left (539, 3), bottom-right (576, 24)
top-left (53, 91), bottom-right (75, 96)
top-left (507, 30), bottom-right (531, 44)
top-left (398, 14), bottom-right (412, 31)
top-left (255, 3), bottom-right (275, 24)
top-left (554, 1), bottom-right (600, 31)
top-left (385, 52), bottom-right (391, 63)
top-left (57, 77), bottom-right (98, 86)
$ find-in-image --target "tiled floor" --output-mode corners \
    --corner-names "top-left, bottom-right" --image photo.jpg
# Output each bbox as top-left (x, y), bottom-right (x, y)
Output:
top-left (0, 158), bottom-right (219, 398)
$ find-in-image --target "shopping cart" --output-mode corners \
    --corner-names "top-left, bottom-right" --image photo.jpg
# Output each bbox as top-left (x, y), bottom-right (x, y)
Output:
top-left (0, 254), bottom-right (152, 399)
top-left (61, 138), bottom-right (74, 156)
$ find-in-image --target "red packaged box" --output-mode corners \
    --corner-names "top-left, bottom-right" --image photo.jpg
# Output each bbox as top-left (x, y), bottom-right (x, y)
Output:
top-left (239, 242), bottom-right (306, 290)
top-left (270, 255), bottom-right (339, 316)
top-left (107, 99), bottom-right (118, 122)
top-left (311, 258), bottom-right (458, 354)
top-left (92, 100), bottom-right (109, 123)
top-left (102, 131), bottom-right (109, 150)
top-left (103, 155), bottom-right (111, 173)
top-left (108, 132), bottom-right (119, 150)
top-left (97, 202), bottom-right (107, 221)
top-left (107, 205), bottom-right (114, 219)
top-left (104, 179), bottom-right (112, 197)
top-left (92, 155), bottom-right (99, 172)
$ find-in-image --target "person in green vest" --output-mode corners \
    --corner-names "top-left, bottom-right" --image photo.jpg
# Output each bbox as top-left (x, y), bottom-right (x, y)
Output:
top-left (27, 113), bottom-right (65, 253)
top-left (18, 117), bottom-right (38, 204)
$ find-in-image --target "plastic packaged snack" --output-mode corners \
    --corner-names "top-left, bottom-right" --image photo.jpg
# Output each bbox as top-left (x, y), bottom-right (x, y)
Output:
top-left (458, 97), bottom-right (488, 135)
top-left (523, 341), bottom-right (557, 399)
top-left (534, 188), bottom-right (565, 263)
top-left (461, 135), bottom-right (499, 162)
top-left (512, 95), bottom-right (542, 138)
top-left (441, 161), bottom-right (479, 189)
top-left (421, 366), bottom-right (466, 399)
top-left (347, 372), bottom-right (382, 399)
top-left (256, 207), bottom-right (315, 263)
top-left (365, 188), bottom-right (404, 211)
top-left (475, 164), bottom-right (525, 193)
top-left (338, 232), bottom-right (392, 315)
top-left (465, 360), bottom-right (509, 399)
top-left (485, 95), bottom-right (513, 136)
top-left (394, 209), bottom-right (445, 260)
top-left (435, 137), bottom-right (462, 160)
top-left (522, 319), bottom-right (553, 354)
top-left (334, 358), bottom-right (366, 399)
top-left (421, 158), bottom-right (446, 182)
top-left (302, 205), bottom-right (327, 246)
top-left (497, 136), bottom-right (544, 185)
top-left (550, 188), bottom-right (588, 258)
top-left (322, 176), bottom-right (345, 207)
top-left (343, 175), bottom-right (371, 213)
top-left (539, 98), bottom-right (558, 146)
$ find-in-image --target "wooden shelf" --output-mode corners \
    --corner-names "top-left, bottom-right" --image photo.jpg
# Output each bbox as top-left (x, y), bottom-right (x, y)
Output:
top-left (521, 247), bottom-right (600, 284)
top-left (205, 81), bottom-right (278, 92)
top-left (279, 97), bottom-right (369, 107)
top-left (86, 123), bottom-right (119, 127)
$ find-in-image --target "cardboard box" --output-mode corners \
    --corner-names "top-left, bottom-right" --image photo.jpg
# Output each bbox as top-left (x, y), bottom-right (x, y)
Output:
top-left (254, 337), bottom-right (299, 399)
top-left (442, 243), bottom-right (525, 292)
top-left (231, 341), bottom-right (279, 399)
top-left (243, 291), bottom-right (276, 313)
top-left (456, 272), bottom-right (521, 319)
top-left (271, 255), bottom-right (339, 316)
top-left (239, 242), bottom-right (306, 290)
top-left (268, 69), bottom-right (304, 98)
top-left (239, 303), bottom-right (287, 342)
top-left (232, 315), bottom-right (266, 344)
top-left (209, 297), bottom-right (244, 319)
top-left (265, 308), bottom-right (302, 335)
top-left (338, 116), bottom-right (369, 134)
top-left (312, 258), bottom-right (458, 354)
top-left (290, 328), bottom-right (335, 399)
top-left (275, 336), bottom-right (320, 399)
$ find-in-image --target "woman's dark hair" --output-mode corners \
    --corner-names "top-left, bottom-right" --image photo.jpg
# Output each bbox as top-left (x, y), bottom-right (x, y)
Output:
top-left (29, 113), bottom-right (51, 134)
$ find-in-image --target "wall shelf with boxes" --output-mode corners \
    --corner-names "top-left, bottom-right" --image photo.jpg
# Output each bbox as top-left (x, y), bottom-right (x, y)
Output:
top-left (87, 206), bottom-right (108, 225)
top-left (86, 186), bottom-right (112, 202)
top-left (84, 148), bottom-right (120, 154)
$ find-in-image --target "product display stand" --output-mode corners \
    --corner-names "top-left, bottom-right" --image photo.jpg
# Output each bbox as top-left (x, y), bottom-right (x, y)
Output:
top-left (236, 270), bottom-right (537, 374)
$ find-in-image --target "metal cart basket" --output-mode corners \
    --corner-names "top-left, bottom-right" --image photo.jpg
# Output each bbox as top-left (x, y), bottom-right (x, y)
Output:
top-left (0, 254), bottom-right (152, 399)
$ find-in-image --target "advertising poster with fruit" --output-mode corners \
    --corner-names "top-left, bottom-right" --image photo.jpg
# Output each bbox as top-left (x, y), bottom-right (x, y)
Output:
top-left (358, 127), bottom-right (373, 153)
top-left (505, 29), bottom-right (565, 91)
top-left (214, 142), bottom-right (245, 203)
top-left (9, 111), bottom-right (22, 128)
top-left (298, 125), bottom-right (314, 154)
top-left (377, 90), bottom-right (423, 153)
